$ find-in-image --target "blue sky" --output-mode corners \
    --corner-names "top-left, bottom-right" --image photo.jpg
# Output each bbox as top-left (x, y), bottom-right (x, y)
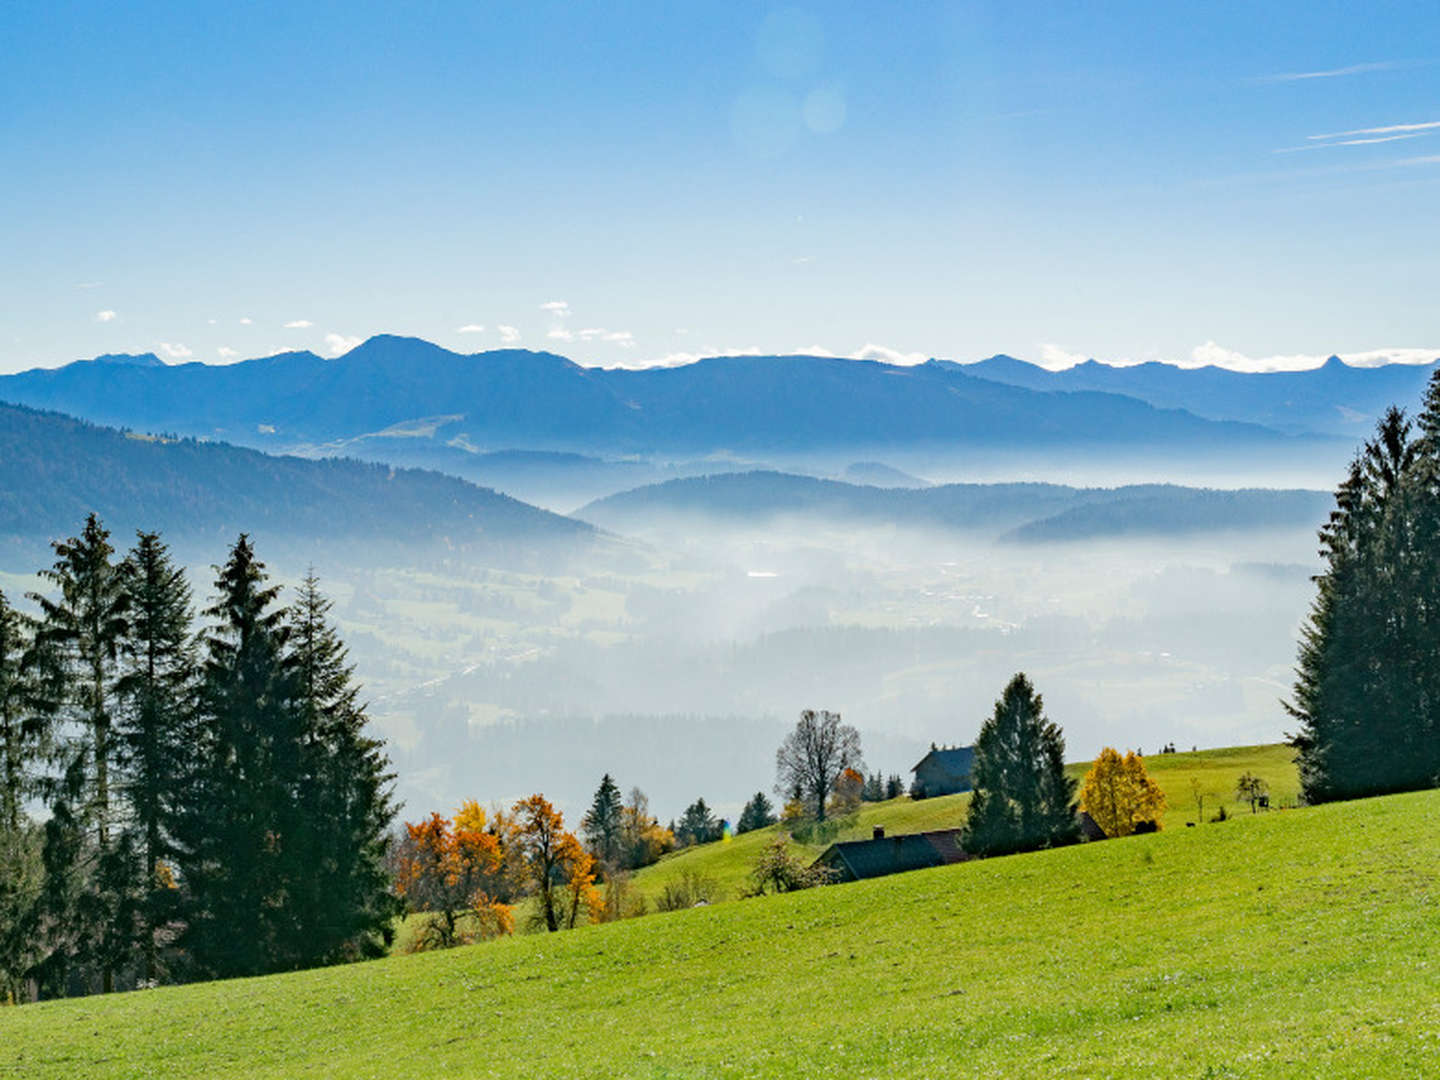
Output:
top-left (2, 1), bottom-right (1438, 374)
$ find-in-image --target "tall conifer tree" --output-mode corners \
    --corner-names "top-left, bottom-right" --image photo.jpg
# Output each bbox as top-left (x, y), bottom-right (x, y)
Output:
top-left (116, 532), bottom-right (194, 982)
top-left (284, 572), bottom-right (397, 965)
top-left (581, 773), bottom-right (623, 869)
top-left (961, 673), bottom-right (1076, 856)
top-left (30, 514), bottom-right (133, 994)
top-left (175, 535), bottom-right (295, 979)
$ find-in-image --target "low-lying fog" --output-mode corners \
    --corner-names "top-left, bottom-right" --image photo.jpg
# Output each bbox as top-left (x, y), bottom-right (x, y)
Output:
top-left (319, 506), bottom-right (1321, 825)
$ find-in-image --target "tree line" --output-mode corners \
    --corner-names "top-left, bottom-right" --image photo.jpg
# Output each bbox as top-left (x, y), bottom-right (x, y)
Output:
top-left (0, 516), bottom-right (395, 1003)
top-left (1289, 371), bottom-right (1440, 801)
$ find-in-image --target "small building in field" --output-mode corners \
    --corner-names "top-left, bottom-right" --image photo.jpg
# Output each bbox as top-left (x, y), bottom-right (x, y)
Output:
top-left (812, 826), bottom-right (970, 884)
top-left (909, 744), bottom-right (975, 798)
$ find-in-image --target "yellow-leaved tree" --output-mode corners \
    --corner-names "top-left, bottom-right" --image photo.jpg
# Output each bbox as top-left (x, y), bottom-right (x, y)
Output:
top-left (1080, 748), bottom-right (1166, 837)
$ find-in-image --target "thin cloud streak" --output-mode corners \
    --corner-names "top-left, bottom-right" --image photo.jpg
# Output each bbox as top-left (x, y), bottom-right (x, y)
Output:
top-left (1258, 60), bottom-right (1410, 82)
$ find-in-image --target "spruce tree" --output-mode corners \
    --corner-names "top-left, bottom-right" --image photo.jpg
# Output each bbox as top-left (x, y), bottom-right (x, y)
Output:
top-left (175, 535), bottom-right (297, 979)
top-left (676, 798), bottom-right (717, 846)
top-left (115, 533), bottom-right (195, 983)
top-left (961, 673), bottom-right (1077, 857)
top-left (284, 571), bottom-right (397, 966)
top-left (29, 514), bottom-right (133, 994)
top-left (0, 591), bottom-right (45, 1002)
top-left (581, 773), bottom-right (623, 869)
top-left (1288, 402), bottom-right (1440, 801)
top-left (736, 791), bottom-right (776, 834)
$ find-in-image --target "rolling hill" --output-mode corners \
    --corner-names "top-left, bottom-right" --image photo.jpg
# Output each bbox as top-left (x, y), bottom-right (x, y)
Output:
top-left (577, 471), bottom-right (1334, 542)
top-left (5, 783), bottom-right (1435, 1078)
top-left (0, 336), bottom-right (1333, 462)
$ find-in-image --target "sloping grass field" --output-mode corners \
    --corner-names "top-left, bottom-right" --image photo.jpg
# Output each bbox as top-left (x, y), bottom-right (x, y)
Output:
top-left (630, 743), bottom-right (1299, 905)
top-left (5, 781), bottom-right (1435, 1079)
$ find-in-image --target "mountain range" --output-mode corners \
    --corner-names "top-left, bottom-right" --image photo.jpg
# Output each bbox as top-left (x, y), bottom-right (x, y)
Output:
top-left (0, 336), bottom-right (1346, 464)
top-left (958, 354), bottom-right (1438, 437)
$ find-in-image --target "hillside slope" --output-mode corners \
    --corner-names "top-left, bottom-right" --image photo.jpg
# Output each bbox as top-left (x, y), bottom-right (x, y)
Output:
top-left (5, 787), bottom-right (1435, 1078)
top-left (578, 471), bottom-right (1333, 542)
top-left (0, 402), bottom-right (593, 559)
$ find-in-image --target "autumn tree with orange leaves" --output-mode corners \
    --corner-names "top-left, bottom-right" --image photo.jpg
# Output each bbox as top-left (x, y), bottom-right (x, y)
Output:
top-left (393, 801), bottom-right (514, 950)
top-left (512, 794), bottom-right (602, 932)
top-left (1080, 748), bottom-right (1167, 838)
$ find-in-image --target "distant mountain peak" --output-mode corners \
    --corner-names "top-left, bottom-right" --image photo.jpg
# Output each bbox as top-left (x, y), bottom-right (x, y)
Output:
top-left (92, 352), bottom-right (165, 368)
top-left (1321, 355), bottom-right (1348, 370)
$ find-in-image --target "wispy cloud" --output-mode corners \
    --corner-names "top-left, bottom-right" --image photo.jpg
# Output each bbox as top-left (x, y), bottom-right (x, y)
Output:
top-left (852, 343), bottom-right (928, 365)
top-left (547, 328), bottom-right (575, 342)
top-left (539, 300), bottom-right (570, 317)
top-left (1309, 118), bottom-right (1440, 140)
top-left (284, 319), bottom-right (313, 329)
top-left (1275, 131), bottom-right (1431, 153)
top-left (498, 325), bottom-right (521, 344)
top-left (239, 317), bottom-right (253, 325)
top-left (217, 346), bottom-right (238, 359)
top-left (95, 310), bottom-right (117, 323)
top-left (324, 332), bottom-right (361, 356)
top-left (1258, 60), bottom-right (1411, 83)
top-left (574, 327), bottom-right (636, 347)
top-left (158, 342), bottom-right (193, 359)
top-left (456, 323), bottom-right (485, 334)
top-left (1190, 341), bottom-right (1439, 372)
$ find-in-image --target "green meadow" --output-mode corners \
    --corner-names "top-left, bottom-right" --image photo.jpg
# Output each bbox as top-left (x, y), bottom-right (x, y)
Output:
top-left (7, 767), bottom-right (1434, 1079)
top-left (628, 742), bottom-right (1300, 906)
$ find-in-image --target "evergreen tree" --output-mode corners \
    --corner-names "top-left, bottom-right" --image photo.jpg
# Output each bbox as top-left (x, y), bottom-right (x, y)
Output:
top-left (1288, 395), bottom-right (1440, 800)
top-left (885, 773), bottom-right (905, 799)
top-left (736, 791), bottom-right (776, 834)
top-left (284, 572), bottom-right (397, 966)
top-left (580, 773), bottom-right (623, 869)
top-left (861, 771), bottom-right (884, 801)
top-left (29, 514), bottom-right (133, 994)
top-left (961, 673), bottom-right (1077, 857)
top-left (174, 535), bottom-right (297, 979)
top-left (115, 532), bottom-right (195, 983)
top-left (676, 798), bottom-right (717, 846)
top-left (0, 591), bottom-right (44, 1002)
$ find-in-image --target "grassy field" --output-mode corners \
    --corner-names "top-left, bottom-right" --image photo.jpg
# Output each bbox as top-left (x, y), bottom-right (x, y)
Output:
top-left (4, 785), bottom-right (1435, 1079)
top-left (628, 743), bottom-right (1299, 906)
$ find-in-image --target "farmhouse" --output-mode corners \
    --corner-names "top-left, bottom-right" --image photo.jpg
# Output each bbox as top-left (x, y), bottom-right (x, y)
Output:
top-left (910, 744), bottom-right (975, 798)
top-left (812, 826), bottom-right (970, 884)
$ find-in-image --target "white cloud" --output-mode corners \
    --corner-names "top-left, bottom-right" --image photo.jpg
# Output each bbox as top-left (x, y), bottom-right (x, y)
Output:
top-left (1275, 131), bottom-right (1430, 153)
top-left (239, 317), bottom-right (253, 325)
top-left (539, 300), bottom-right (570, 317)
top-left (547, 328), bottom-right (575, 342)
top-left (95, 310), bottom-right (117, 323)
top-left (852, 343), bottom-right (929, 366)
top-left (324, 333), bottom-right (361, 357)
top-left (1189, 341), bottom-right (1440, 372)
top-left (1037, 343), bottom-right (1089, 370)
top-left (158, 342), bottom-right (193, 359)
top-left (573, 327), bottom-right (636, 347)
top-left (217, 346), bottom-right (238, 359)
top-left (284, 319), bottom-right (313, 329)
top-left (1310, 118), bottom-right (1440, 140)
top-left (456, 324), bottom-right (486, 334)
top-left (796, 344), bottom-right (836, 357)
top-left (498, 325), bottom-right (521, 344)
top-left (1259, 60), bottom-right (1409, 83)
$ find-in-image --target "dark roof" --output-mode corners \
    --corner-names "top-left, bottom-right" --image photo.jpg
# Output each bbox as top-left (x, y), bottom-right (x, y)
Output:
top-left (813, 828), bottom-right (970, 882)
top-left (911, 746), bottom-right (974, 775)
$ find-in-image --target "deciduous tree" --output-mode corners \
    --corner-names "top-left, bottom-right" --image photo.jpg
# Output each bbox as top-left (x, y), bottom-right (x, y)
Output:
top-left (775, 709), bottom-right (864, 823)
top-left (1080, 748), bottom-right (1166, 838)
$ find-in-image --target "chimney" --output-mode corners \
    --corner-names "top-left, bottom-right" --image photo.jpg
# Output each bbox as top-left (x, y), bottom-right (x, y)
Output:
top-left (873, 826), bottom-right (885, 840)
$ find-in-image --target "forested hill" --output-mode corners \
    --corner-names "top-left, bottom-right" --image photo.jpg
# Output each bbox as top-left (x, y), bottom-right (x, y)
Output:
top-left (579, 470), bottom-right (1333, 541)
top-left (0, 334), bottom-right (1319, 457)
top-left (0, 402), bottom-right (594, 558)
